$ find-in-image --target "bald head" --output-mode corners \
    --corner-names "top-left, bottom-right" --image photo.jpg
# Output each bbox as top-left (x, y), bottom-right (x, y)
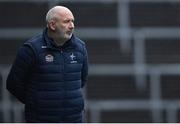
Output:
top-left (46, 6), bottom-right (73, 23)
top-left (45, 6), bottom-right (75, 45)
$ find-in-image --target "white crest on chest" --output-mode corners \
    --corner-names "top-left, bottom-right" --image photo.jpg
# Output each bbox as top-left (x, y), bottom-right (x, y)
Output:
top-left (70, 53), bottom-right (77, 63)
top-left (45, 54), bottom-right (54, 62)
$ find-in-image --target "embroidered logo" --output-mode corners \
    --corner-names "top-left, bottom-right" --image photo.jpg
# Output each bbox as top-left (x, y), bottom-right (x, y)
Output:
top-left (70, 53), bottom-right (77, 63)
top-left (70, 53), bottom-right (75, 60)
top-left (45, 54), bottom-right (54, 62)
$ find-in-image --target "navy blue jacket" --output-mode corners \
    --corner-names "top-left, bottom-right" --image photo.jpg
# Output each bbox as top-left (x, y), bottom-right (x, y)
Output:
top-left (6, 28), bottom-right (88, 122)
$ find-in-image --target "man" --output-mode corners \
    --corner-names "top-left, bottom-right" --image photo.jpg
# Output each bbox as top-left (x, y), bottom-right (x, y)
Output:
top-left (6, 6), bottom-right (88, 123)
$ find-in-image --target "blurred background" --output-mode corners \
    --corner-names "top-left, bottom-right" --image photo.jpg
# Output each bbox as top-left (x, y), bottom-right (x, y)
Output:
top-left (1, 0), bottom-right (180, 122)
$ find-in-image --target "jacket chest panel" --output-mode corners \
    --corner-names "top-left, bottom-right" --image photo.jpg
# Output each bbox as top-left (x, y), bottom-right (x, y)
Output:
top-left (36, 49), bottom-right (83, 73)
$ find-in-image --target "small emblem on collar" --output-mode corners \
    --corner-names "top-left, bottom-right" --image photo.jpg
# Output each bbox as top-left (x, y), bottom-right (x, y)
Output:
top-left (45, 54), bottom-right (54, 62)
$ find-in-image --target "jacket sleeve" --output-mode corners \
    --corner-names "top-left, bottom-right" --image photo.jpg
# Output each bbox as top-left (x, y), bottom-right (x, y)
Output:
top-left (81, 44), bottom-right (88, 88)
top-left (6, 44), bottom-right (35, 104)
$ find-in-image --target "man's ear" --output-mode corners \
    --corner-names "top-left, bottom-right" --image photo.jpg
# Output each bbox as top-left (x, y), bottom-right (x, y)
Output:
top-left (49, 21), bottom-right (56, 31)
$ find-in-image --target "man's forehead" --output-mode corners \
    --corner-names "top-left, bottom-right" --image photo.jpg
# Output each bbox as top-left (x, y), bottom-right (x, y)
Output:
top-left (56, 8), bottom-right (73, 17)
top-left (57, 10), bottom-right (74, 20)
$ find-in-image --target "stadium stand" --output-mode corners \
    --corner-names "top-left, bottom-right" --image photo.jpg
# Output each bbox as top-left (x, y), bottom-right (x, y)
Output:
top-left (0, 0), bottom-right (180, 122)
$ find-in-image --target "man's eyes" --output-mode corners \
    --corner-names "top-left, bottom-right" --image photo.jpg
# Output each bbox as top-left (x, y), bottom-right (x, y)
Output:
top-left (63, 20), bottom-right (74, 23)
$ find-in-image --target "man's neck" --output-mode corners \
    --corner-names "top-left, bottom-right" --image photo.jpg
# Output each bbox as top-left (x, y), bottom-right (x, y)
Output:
top-left (47, 29), bottom-right (67, 46)
top-left (53, 38), bottom-right (66, 46)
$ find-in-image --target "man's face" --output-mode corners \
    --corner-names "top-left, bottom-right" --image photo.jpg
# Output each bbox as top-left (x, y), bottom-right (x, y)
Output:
top-left (55, 11), bottom-right (74, 40)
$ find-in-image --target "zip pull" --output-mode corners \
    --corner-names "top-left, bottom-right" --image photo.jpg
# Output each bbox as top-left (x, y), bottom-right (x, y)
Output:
top-left (58, 46), bottom-right (63, 53)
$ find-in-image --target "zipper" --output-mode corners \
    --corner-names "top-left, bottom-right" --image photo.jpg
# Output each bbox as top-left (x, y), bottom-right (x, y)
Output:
top-left (60, 48), bottom-right (66, 117)
top-left (60, 48), bottom-right (65, 85)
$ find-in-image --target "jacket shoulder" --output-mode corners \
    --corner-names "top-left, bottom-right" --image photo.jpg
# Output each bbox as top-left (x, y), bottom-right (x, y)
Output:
top-left (25, 34), bottom-right (43, 45)
top-left (22, 33), bottom-right (44, 58)
top-left (73, 36), bottom-right (87, 58)
top-left (24, 34), bottom-right (44, 50)
top-left (74, 36), bottom-right (86, 49)
top-left (74, 36), bottom-right (85, 46)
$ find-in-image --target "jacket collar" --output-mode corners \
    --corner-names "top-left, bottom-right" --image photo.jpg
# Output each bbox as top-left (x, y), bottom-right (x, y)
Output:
top-left (43, 28), bottom-right (75, 50)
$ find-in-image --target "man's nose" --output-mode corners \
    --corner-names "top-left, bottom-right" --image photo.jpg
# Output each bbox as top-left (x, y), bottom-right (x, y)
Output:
top-left (69, 22), bottom-right (74, 29)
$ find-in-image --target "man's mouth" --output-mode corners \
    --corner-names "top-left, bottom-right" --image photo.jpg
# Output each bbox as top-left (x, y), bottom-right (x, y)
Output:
top-left (67, 31), bottom-right (72, 35)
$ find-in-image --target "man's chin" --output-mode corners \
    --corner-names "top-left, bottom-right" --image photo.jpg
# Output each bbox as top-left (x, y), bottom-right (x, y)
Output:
top-left (63, 36), bottom-right (71, 41)
top-left (66, 34), bottom-right (72, 39)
